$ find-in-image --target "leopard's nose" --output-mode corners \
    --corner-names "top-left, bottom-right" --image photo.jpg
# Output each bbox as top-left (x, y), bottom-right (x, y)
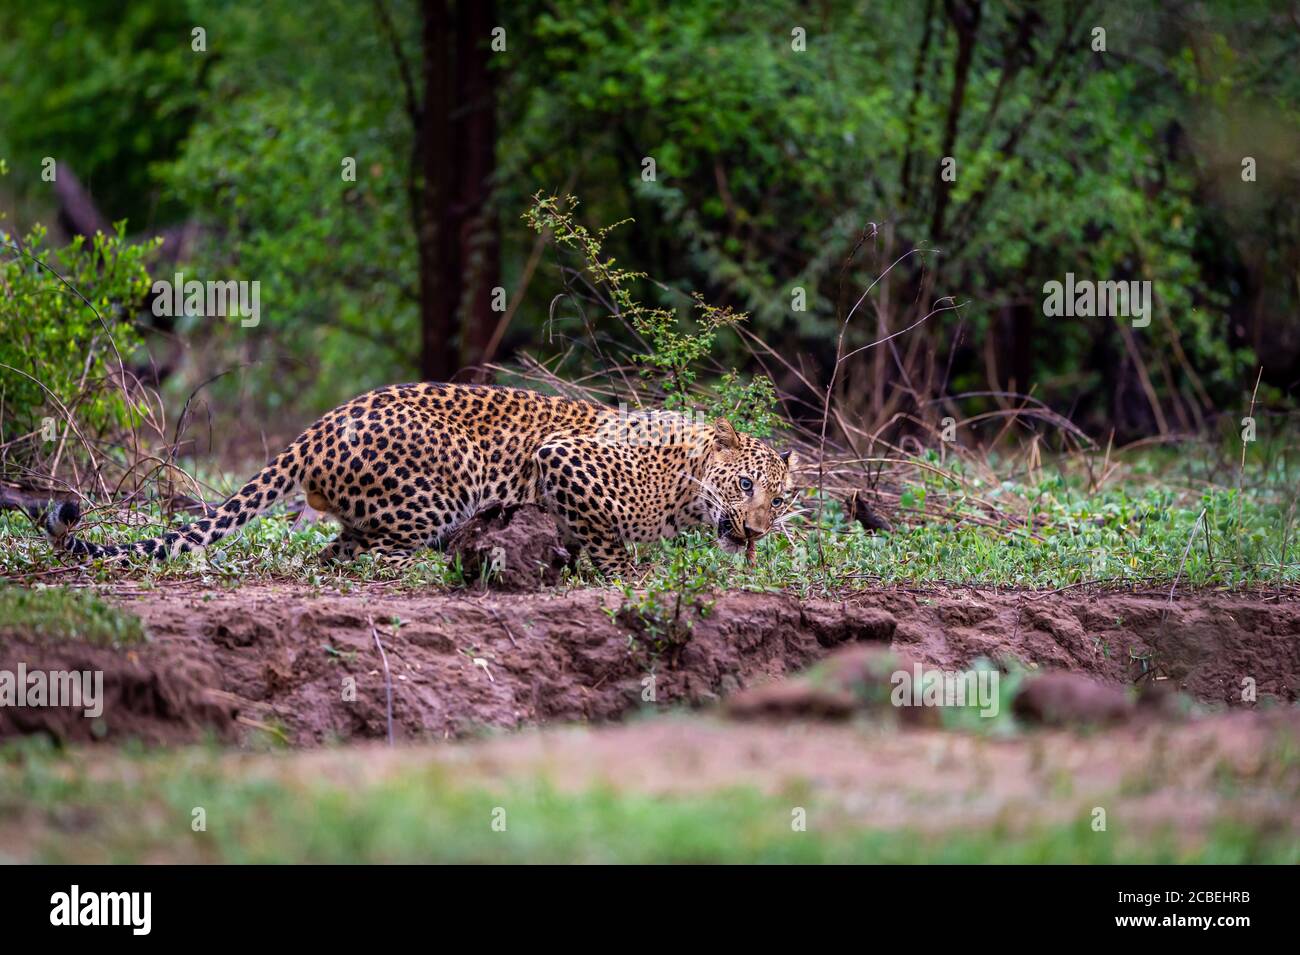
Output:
top-left (743, 522), bottom-right (763, 539)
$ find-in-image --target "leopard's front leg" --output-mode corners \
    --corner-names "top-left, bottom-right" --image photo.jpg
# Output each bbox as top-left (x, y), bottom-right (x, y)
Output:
top-left (572, 522), bottom-right (635, 579)
top-left (534, 437), bottom-right (635, 580)
top-left (544, 506), bottom-right (634, 579)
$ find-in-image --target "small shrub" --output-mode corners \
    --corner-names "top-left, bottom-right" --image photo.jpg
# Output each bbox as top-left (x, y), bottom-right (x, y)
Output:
top-left (0, 200), bottom-right (156, 477)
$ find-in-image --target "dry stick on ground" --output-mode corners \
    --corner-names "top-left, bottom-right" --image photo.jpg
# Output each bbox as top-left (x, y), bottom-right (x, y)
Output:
top-left (814, 245), bottom-right (944, 563)
top-left (1237, 366), bottom-right (1266, 565)
top-left (0, 362), bottom-right (109, 499)
top-left (235, 715), bottom-right (290, 745)
top-left (479, 169), bottom-right (581, 368)
top-left (48, 336), bottom-right (99, 481)
top-left (1240, 366), bottom-right (1264, 480)
top-left (368, 616), bottom-right (396, 746)
top-left (483, 604), bottom-right (519, 648)
top-left (1167, 507), bottom-right (1208, 613)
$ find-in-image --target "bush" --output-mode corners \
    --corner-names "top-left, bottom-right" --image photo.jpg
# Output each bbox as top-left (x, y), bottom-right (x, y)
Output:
top-left (0, 211), bottom-right (156, 478)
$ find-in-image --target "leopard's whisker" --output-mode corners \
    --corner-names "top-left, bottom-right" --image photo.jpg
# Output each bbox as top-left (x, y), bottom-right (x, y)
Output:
top-left (772, 509), bottom-right (809, 528)
top-left (685, 474), bottom-right (725, 511)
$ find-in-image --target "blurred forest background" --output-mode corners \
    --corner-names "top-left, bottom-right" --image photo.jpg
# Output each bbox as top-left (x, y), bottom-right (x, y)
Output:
top-left (1, 0), bottom-right (1298, 482)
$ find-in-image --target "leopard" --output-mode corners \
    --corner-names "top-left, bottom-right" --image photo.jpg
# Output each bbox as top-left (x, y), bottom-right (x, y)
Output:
top-left (37, 382), bottom-right (798, 578)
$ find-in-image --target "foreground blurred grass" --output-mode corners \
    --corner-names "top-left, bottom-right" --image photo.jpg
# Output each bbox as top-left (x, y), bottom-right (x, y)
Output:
top-left (1, 738), bottom-right (1294, 864)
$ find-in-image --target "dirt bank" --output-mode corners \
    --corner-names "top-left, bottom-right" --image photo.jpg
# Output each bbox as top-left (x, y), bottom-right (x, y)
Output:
top-left (0, 582), bottom-right (1294, 746)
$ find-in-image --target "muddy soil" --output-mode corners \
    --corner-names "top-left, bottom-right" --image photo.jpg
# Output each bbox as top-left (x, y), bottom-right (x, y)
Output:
top-left (0, 582), bottom-right (1294, 746)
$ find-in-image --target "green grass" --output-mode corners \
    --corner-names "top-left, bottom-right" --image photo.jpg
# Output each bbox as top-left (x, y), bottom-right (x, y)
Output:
top-left (621, 468), bottom-right (1298, 604)
top-left (2, 739), bottom-right (1294, 863)
top-left (0, 510), bottom-right (460, 590)
top-left (0, 585), bottom-right (145, 647)
top-left (0, 454), bottom-right (1295, 593)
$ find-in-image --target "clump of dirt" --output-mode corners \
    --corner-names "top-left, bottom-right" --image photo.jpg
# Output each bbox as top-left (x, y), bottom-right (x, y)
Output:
top-left (728, 645), bottom-right (1186, 729)
top-left (444, 503), bottom-right (569, 591)
top-left (1012, 671), bottom-right (1135, 726)
top-left (0, 583), bottom-right (1294, 747)
top-left (728, 645), bottom-right (937, 725)
top-left (722, 679), bottom-right (857, 720)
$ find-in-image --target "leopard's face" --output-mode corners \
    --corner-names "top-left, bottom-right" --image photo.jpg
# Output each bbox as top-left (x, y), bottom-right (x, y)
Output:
top-left (702, 420), bottom-right (798, 554)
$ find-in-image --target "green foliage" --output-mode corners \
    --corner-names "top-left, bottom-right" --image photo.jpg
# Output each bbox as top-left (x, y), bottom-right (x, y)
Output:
top-left (525, 193), bottom-right (778, 431)
top-left (0, 585), bottom-right (145, 647)
top-left (0, 509), bottom-right (457, 591)
top-left (0, 218), bottom-right (155, 472)
top-left (497, 0), bottom-right (1297, 429)
top-left (702, 371), bottom-right (779, 438)
top-left (154, 0), bottom-right (419, 414)
top-left (621, 456), bottom-right (1299, 593)
top-left (4, 0), bottom-right (1292, 433)
top-left (0, 0), bottom-right (205, 227)
top-left (612, 537), bottom-right (721, 653)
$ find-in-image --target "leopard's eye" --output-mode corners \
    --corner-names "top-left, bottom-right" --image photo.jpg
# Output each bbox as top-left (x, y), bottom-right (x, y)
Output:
top-left (739, 477), bottom-right (753, 492)
top-left (772, 496), bottom-right (785, 509)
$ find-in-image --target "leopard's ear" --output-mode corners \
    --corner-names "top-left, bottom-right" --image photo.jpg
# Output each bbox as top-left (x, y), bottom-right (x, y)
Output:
top-left (713, 418), bottom-right (741, 451)
top-left (781, 449), bottom-right (799, 472)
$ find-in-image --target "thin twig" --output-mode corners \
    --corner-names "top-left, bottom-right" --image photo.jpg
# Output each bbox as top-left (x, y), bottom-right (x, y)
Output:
top-left (368, 616), bottom-right (396, 746)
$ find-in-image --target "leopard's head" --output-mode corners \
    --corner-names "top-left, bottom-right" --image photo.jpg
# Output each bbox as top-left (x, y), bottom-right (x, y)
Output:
top-left (700, 418), bottom-right (798, 555)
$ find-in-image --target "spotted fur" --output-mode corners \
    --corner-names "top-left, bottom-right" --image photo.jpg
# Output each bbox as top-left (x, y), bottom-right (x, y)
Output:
top-left (39, 383), bottom-right (797, 576)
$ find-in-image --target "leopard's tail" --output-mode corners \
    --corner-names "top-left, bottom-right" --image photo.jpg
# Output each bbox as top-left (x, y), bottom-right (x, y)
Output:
top-left (35, 446), bottom-right (305, 561)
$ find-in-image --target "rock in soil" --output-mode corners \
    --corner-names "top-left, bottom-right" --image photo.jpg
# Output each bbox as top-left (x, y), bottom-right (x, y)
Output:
top-left (444, 503), bottom-right (570, 591)
top-left (1012, 671), bottom-right (1135, 726)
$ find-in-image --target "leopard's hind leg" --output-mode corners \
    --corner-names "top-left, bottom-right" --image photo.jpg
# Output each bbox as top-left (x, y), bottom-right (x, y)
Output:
top-left (318, 527), bottom-right (367, 563)
top-left (341, 529), bottom-right (429, 570)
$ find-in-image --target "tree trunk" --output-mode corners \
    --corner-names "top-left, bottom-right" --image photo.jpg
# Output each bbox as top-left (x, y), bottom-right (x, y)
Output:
top-left (414, 0), bottom-right (499, 382)
top-left (418, 0), bottom-right (458, 382)
top-left (454, 0), bottom-right (500, 375)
